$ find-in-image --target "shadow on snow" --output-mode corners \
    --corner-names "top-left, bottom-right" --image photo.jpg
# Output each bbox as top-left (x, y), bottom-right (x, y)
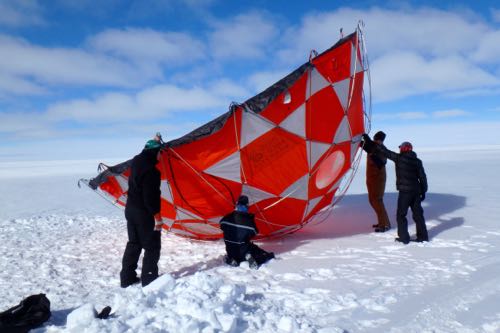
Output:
top-left (261, 192), bottom-right (466, 254)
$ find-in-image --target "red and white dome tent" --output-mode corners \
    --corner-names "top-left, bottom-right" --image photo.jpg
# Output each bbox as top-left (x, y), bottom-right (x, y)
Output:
top-left (81, 22), bottom-right (372, 240)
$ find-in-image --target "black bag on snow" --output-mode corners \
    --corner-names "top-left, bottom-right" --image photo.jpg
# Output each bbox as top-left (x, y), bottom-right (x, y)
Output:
top-left (0, 294), bottom-right (51, 333)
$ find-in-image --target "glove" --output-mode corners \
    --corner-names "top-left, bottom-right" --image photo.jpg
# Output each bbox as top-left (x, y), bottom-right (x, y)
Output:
top-left (420, 193), bottom-right (425, 201)
top-left (361, 134), bottom-right (374, 153)
top-left (154, 214), bottom-right (163, 231)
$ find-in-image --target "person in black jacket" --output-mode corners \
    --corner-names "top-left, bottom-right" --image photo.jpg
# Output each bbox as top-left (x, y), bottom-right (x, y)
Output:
top-left (362, 134), bottom-right (428, 244)
top-left (219, 195), bottom-right (275, 268)
top-left (120, 138), bottom-right (163, 287)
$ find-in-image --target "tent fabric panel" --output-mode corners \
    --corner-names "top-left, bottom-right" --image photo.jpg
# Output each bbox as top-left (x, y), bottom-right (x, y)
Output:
top-left (241, 184), bottom-right (276, 205)
top-left (240, 110), bottom-right (276, 148)
top-left (279, 103), bottom-right (306, 138)
top-left (304, 191), bottom-right (335, 221)
top-left (308, 142), bottom-right (351, 199)
top-left (333, 116), bottom-right (352, 144)
top-left (161, 151), bottom-right (238, 218)
top-left (259, 73), bottom-right (308, 125)
top-left (181, 222), bottom-right (223, 236)
top-left (242, 63), bottom-right (312, 115)
top-left (347, 72), bottom-right (366, 137)
top-left (240, 128), bottom-right (308, 196)
top-left (170, 111), bottom-right (240, 171)
top-left (251, 197), bottom-right (307, 237)
top-left (204, 150), bottom-right (241, 183)
top-left (280, 173), bottom-right (309, 200)
top-left (307, 140), bottom-right (331, 170)
top-left (305, 87), bottom-right (345, 143)
top-left (306, 68), bottom-right (331, 99)
top-left (312, 38), bottom-right (352, 84)
top-left (332, 77), bottom-right (351, 112)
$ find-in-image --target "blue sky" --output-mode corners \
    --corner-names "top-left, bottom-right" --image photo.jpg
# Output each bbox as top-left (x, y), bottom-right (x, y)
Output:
top-left (0, 0), bottom-right (499, 161)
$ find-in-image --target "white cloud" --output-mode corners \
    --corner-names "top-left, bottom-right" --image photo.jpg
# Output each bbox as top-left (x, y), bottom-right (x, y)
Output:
top-left (0, 82), bottom-right (235, 141)
top-left (276, 6), bottom-right (500, 102)
top-left (373, 121), bottom-right (500, 148)
top-left (0, 34), bottom-right (150, 90)
top-left (88, 28), bottom-right (205, 65)
top-left (432, 109), bottom-right (471, 118)
top-left (371, 52), bottom-right (499, 101)
top-left (0, 111), bottom-right (53, 139)
top-left (0, 0), bottom-right (45, 27)
top-left (374, 111), bottom-right (427, 121)
top-left (246, 70), bottom-right (289, 93)
top-left (492, 8), bottom-right (500, 23)
top-left (46, 84), bottom-right (228, 123)
top-left (209, 12), bottom-right (278, 60)
top-left (207, 79), bottom-right (250, 100)
top-left (0, 72), bottom-right (47, 96)
top-left (443, 87), bottom-right (500, 98)
top-left (373, 109), bottom-right (472, 121)
top-left (279, 7), bottom-right (489, 64)
top-left (471, 30), bottom-right (500, 64)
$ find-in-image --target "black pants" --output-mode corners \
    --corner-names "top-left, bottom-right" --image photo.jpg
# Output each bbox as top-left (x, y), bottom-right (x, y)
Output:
top-left (396, 191), bottom-right (428, 242)
top-left (225, 242), bottom-right (274, 265)
top-left (120, 206), bottom-right (161, 287)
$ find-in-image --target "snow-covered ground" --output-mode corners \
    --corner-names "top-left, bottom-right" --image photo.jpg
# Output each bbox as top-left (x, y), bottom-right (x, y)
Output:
top-left (0, 148), bottom-right (499, 333)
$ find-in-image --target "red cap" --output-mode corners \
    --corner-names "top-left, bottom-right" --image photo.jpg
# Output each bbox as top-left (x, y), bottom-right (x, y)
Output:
top-left (399, 141), bottom-right (413, 153)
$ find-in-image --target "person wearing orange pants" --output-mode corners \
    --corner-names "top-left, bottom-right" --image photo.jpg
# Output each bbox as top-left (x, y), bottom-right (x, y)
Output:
top-left (364, 131), bottom-right (391, 232)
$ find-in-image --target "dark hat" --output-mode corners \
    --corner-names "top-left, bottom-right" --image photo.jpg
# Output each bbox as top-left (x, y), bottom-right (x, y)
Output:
top-left (237, 195), bottom-right (249, 206)
top-left (373, 131), bottom-right (386, 142)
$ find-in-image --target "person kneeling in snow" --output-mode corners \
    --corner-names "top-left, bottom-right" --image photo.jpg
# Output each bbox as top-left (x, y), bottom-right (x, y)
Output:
top-left (219, 195), bottom-right (275, 268)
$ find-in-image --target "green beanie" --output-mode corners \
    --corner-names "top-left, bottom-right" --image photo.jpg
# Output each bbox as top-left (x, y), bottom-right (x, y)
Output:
top-left (144, 139), bottom-right (161, 150)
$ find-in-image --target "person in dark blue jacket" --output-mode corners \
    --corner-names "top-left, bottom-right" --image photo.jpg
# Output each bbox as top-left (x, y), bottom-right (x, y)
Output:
top-left (362, 134), bottom-right (428, 244)
top-left (220, 195), bottom-right (275, 268)
top-left (120, 138), bottom-right (163, 287)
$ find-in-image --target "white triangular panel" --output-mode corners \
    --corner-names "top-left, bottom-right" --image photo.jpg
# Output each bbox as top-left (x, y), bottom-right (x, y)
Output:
top-left (333, 116), bottom-right (351, 144)
top-left (240, 111), bottom-right (275, 148)
top-left (280, 174), bottom-right (309, 200)
top-left (333, 77), bottom-right (350, 112)
top-left (241, 184), bottom-right (275, 204)
top-left (351, 43), bottom-right (364, 76)
top-left (204, 151), bottom-right (241, 183)
top-left (351, 133), bottom-right (363, 144)
top-left (208, 216), bottom-right (224, 223)
top-left (160, 180), bottom-right (173, 203)
top-left (118, 194), bottom-right (128, 205)
top-left (350, 135), bottom-right (362, 164)
top-left (304, 196), bottom-right (323, 218)
top-left (162, 218), bottom-right (175, 228)
top-left (307, 140), bottom-right (331, 168)
top-left (183, 222), bottom-right (222, 235)
top-left (171, 228), bottom-right (195, 237)
top-left (306, 68), bottom-right (331, 99)
top-left (176, 207), bottom-right (202, 221)
top-left (115, 175), bottom-right (128, 192)
top-left (279, 103), bottom-right (305, 138)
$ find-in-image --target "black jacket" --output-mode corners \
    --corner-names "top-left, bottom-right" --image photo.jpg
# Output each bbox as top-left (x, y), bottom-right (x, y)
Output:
top-left (126, 149), bottom-right (161, 216)
top-left (220, 211), bottom-right (258, 261)
top-left (220, 211), bottom-right (258, 244)
top-left (375, 146), bottom-right (427, 194)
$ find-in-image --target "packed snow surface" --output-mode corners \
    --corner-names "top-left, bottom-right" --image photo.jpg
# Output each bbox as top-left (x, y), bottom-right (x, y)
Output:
top-left (0, 149), bottom-right (499, 332)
